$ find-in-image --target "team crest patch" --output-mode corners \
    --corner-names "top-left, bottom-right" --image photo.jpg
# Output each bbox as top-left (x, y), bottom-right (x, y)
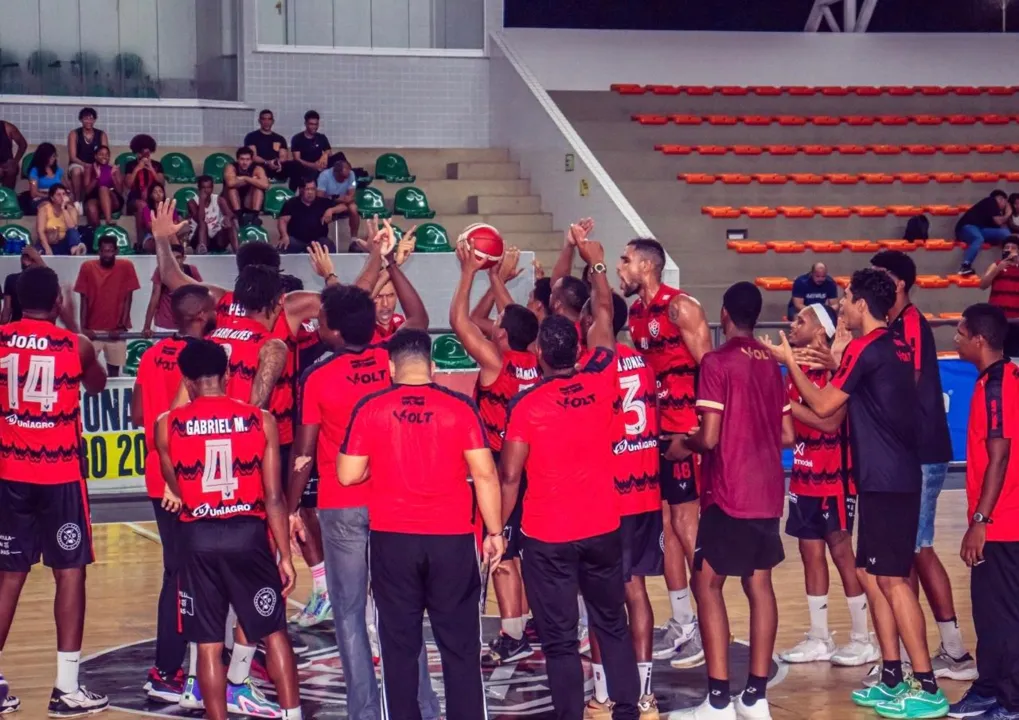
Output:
top-left (648, 319), bottom-right (661, 338)
top-left (254, 587), bottom-right (278, 617)
top-left (57, 523), bottom-right (81, 551)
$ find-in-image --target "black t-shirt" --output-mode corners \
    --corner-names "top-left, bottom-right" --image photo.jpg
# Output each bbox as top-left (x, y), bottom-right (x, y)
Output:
top-left (831, 327), bottom-right (921, 493)
top-left (889, 304), bottom-right (952, 464)
top-left (3, 272), bottom-right (22, 322)
top-left (281, 196), bottom-right (332, 242)
top-left (956, 195), bottom-right (1003, 233)
top-left (290, 132), bottom-right (331, 164)
top-left (244, 130), bottom-right (287, 162)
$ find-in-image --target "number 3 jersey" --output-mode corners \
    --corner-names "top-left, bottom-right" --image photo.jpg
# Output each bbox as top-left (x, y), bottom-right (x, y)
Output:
top-left (167, 396), bottom-right (267, 522)
top-left (0, 319), bottom-right (84, 484)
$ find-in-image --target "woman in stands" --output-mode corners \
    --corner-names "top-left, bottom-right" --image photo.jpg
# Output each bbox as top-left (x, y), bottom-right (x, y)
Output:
top-left (26, 143), bottom-right (67, 210)
top-left (124, 134), bottom-right (166, 247)
top-left (83, 145), bottom-right (124, 227)
top-left (35, 184), bottom-right (86, 256)
top-left (137, 184), bottom-right (179, 253)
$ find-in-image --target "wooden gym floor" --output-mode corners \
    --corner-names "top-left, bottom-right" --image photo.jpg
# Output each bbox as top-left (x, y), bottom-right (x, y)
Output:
top-left (2, 490), bottom-right (976, 719)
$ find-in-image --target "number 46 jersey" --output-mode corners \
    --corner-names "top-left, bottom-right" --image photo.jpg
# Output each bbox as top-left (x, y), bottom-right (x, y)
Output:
top-left (0, 319), bottom-right (84, 484)
top-left (167, 396), bottom-right (267, 522)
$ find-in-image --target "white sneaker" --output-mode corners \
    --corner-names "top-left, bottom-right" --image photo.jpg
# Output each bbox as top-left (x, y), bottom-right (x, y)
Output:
top-left (779, 630), bottom-right (836, 663)
top-left (830, 632), bottom-right (881, 667)
top-left (735, 695), bottom-right (772, 720)
top-left (673, 698), bottom-right (737, 719)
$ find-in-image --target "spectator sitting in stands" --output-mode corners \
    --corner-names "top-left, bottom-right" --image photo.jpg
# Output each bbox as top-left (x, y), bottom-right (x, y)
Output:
top-left (223, 146), bottom-right (269, 221)
top-left (277, 176), bottom-right (338, 254)
top-left (956, 189), bottom-right (1011, 276)
top-left (142, 242), bottom-right (202, 336)
top-left (35, 184), bottom-right (85, 256)
top-left (979, 234), bottom-right (1019, 356)
top-left (290, 110), bottom-right (333, 189)
top-left (83, 145), bottom-right (123, 227)
top-left (124, 133), bottom-right (165, 243)
top-left (188, 174), bottom-right (237, 254)
top-left (316, 158), bottom-right (360, 240)
top-left (245, 109), bottom-right (290, 182)
top-left (0, 119), bottom-right (27, 189)
top-left (26, 143), bottom-right (67, 210)
top-left (787, 261), bottom-right (839, 320)
top-left (138, 184), bottom-right (179, 253)
top-left (67, 107), bottom-right (108, 201)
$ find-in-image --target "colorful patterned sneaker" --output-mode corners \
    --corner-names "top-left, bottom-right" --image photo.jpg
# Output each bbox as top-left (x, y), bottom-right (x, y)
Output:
top-left (932, 645), bottom-right (978, 682)
top-left (779, 630), bottom-right (836, 663)
top-left (47, 686), bottom-right (109, 718)
top-left (484, 632), bottom-right (534, 666)
top-left (874, 684), bottom-right (949, 719)
top-left (288, 591), bottom-right (333, 628)
top-left (670, 622), bottom-right (705, 669)
top-left (852, 681), bottom-right (911, 708)
top-left (948, 690), bottom-right (997, 718)
top-left (652, 618), bottom-right (687, 660)
top-left (0, 672), bottom-right (20, 715)
top-left (143, 667), bottom-right (184, 703)
top-left (831, 632), bottom-right (882, 667)
top-left (225, 679), bottom-right (282, 718)
top-left (583, 698), bottom-right (615, 719)
top-left (639, 693), bottom-right (661, 719)
top-left (178, 675), bottom-right (204, 710)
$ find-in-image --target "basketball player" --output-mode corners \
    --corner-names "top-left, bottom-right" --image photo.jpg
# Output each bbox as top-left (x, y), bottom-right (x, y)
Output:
top-left (131, 285), bottom-right (217, 703)
top-left (371, 275), bottom-right (405, 343)
top-left (579, 292), bottom-right (663, 717)
top-left (0, 266), bottom-right (108, 717)
top-left (154, 339), bottom-right (302, 720)
top-left (338, 329), bottom-right (505, 720)
top-left (871, 250), bottom-right (975, 682)
top-left (502, 237), bottom-right (641, 720)
top-left (779, 304), bottom-right (878, 667)
top-left (672, 282), bottom-right (792, 720)
top-left (764, 269), bottom-right (949, 718)
top-left (450, 241), bottom-right (540, 664)
top-left (619, 238), bottom-right (710, 665)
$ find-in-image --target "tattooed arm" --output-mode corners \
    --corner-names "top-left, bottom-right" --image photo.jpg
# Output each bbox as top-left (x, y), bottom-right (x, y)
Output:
top-left (250, 338), bottom-right (288, 409)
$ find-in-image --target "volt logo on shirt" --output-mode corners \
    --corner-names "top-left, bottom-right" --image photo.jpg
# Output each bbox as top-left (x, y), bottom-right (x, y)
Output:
top-left (556, 393), bottom-right (596, 410)
top-left (392, 409), bottom-right (434, 424)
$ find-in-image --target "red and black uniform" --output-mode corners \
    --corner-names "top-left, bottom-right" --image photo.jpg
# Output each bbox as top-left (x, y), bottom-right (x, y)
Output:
top-left (371, 313), bottom-right (405, 344)
top-left (785, 365), bottom-right (856, 540)
top-left (168, 395), bottom-right (285, 644)
top-left (0, 319), bottom-right (93, 571)
top-left (628, 284), bottom-right (700, 505)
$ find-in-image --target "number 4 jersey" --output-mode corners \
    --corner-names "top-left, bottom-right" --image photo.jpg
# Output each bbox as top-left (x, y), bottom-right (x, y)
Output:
top-left (0, 319), bottom-right (84, 484)
top-left (167, 396), bottom-right (267, 522)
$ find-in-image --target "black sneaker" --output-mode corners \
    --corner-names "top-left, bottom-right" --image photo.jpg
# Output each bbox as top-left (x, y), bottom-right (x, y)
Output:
top-left (484, 632), bottom-right (534, 666)
top-left (524, 618), bottom-right (540, 645)
top-left (959, 263), bottom-right (976, 277)
top-left (47, 686), bottom-right (109, 718)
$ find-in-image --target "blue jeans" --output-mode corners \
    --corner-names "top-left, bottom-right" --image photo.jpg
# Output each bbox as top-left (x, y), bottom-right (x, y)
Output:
top-left (957, 224), bottom-right (1012, 266)
top-left (318, 507), bottom-right (439, 720)
top-left (34, 227), bottom-right (82, 256)
top-left (916, 463), bottom-right (948, 550)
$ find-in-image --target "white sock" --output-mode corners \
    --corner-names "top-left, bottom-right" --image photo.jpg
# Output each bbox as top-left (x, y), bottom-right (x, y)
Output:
top-left (501, 616), bottom-right (524, 640)
top-left (187, 643), bottom-right (198, 677)
top-left (281, 707), bottom-right (303, 720)
top-left (227, 644), bottom-right (255, 685)
top-left (578, 596), bottom-right (588, 627)
top-left (846, 594), bottom-right (869, 637)
top-left (669, 589), bottom-right (695, 625)
top-left (638, 661), bottom-right (653, 696)
top-left (807, 594), bottom-right (829, 636)
top-left (365, 596), bottom-right (375, 627)
top-left (224, 606), bottom-right (237, 650)
top-left (592, 663), bottom-right (608, 703)
top-left (56, 651), bottom-right (81, 694)
top-left (937, 617), bottom-right (967, 659)
top-left (309, 562), bottom-right (327, 595)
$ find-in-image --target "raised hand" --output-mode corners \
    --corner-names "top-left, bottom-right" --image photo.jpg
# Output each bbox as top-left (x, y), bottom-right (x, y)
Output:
top-left (496, 246), bottom-right (522, 281)
top-left (455, 238), bottom-right (487, 274)
top-left (760, 331), bottom-right (796, 367)
top-left (152, 199), bottom-right (189, 242)
top-left (575, 237), bottom-right (605, 266)
top-left (395, 228), bottom-right (417, 266)
top-left (307, 241), bottom-right (335, 279)
top-left (532, 258), bottom-right (546, 279)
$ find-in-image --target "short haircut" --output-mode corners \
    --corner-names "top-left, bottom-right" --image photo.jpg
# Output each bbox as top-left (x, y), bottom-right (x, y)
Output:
top-left (963, 303), bottom-right (1008, 351)
top-left (78, 107), bottom-right (97, 120)
top-left (47, 183), bottom-right (67, 199)
top-left (178, 339), bottom-right (228, 380)
top-left (538, 315), bottom-right (579, 370)
top-left (129, 133), bottom-right (157, 154)
top-left (322, 284), bottom-right (376, 345)
top-left (170, 285), bottom-right (211, 324)
top-left (992, 189), bottom-right (1008, 201)
top-left (387, 328), bottom-right (432, 365)
top-left (96, 144), bottom-right (110, 155)
top-left (236, 146), bottom-right (253, 159)
top-left (500, 304), bottom-right (539, 351)
top-left (1006, 235), bottom-right (1019, 248)
top-left (233, 264), bottom-right (283, 314)
top-left (279, 273), bottom-right (304, 293)
top-left (299, 175), bottom-right (317, 189)
top-left (197, 174), bottom-right (214, 187)
top-left (722, 281), bottom-right (763, 330)
top-left (848, 268), bottom-right (896, 321)
top-left (627, 238), bottom-right (666, 274)
top-left (871, 249), bottom-right (918, 291)
top-left (611, 292), bottom-right (628, 337)
top-left (557, 276), bottom-right (590, 314)
top-left (236, 241), bottom-right (281, 272)
top-left (97, 233), bottom-right (118, 249)
top-left (304, 110), bottom-right (320, 122)
top-left (533, 277), bottom-right (551, 313)
top-left (16, 266), bottom-right (59, 312)
top-left (259, 109), bottom-right (273, 118)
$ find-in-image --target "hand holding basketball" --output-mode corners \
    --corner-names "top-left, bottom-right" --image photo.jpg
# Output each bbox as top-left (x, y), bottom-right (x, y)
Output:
top-left (455, 237), bottom-right (487, 274)
top-left (457, 223), bottom-right (505, 269)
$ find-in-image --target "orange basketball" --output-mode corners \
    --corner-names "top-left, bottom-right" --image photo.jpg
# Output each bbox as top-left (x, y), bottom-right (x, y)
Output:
top-left (459, 223), bottom-right (504, 269)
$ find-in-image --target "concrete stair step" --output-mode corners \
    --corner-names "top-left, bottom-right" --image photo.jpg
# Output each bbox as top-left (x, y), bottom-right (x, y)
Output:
top-left (468, 195), bottom-right (542, 214)
top-left (501, 232), bottom-right (564, 252)
top-left (446, 162), bottom-right (521, 180)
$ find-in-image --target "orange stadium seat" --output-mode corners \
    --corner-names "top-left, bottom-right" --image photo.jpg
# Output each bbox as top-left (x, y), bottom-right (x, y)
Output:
top-left (742, 115), bottom-right (773, 126)
top-left (777, 115), bottom-right (808, 126)
top-left (702, 206), bottom-right (741, 218)
top-left (727, 241), bottom-right (768, 253)
top-left (1000, 171), bottom-right (1019, 182)
top-left (897, 173), bottom-right (932, 184)
top-left (966, 172), bottom-right (1002, 183)
top-left (926, 205), bottom-right (962, 216)
top-left (647, 85), bottom-right (681, 95)
top-left (915, 275), bottom-right (951, 288)
top-left (845, 115), bottom-right (877, 126)
top-left (947, 115), bottom-right (978, 125)
top-left (940, 144), bottom-right (972, 154)
top-left (951, 86), bottom-right (983, 96)
top-left (913, 115), bottom-right (945, 125)
top-left (632, 114), bottom-right (669, 125)
top-left (786, 86), bottom-right (818, 96)
top-left (805, 241), bottom-right (842, 252)
top-left (753, 173), bottom-right (789, 185)
top-left (878, 115), bottom-right (910, 126)
top-left (755, 277), bottom-right (795, 291)
top-left (851, 86), bottom-right (884, 96)
top-left (974, 144), bottom-right (1007, 154)
top-left (826, 173), bottom-right (860, 184)
top-left (815, 206), bottom-right (852, 218)
top-left (678, 173), bottom-right (718, 184)
top-left (732, 145), bottom-right (764, 155)
top-left (750, 86), bottom-right (783, 96)
top-left (980, 114), bottom-right (1012, 125)
top-left (719, 86), bottom-right (750, 96)
top-left (851, 207), bottom-right (889, 218)
top-left (802, 145), bottom-right (835, 155)
top-left (707, 115), bottom-right (739, 125)
top-left (694, 145), bottom-right (729, 155)
top-left (765, 145), bottom-right (799, 155)
top-left (673, 115), bottom-right (703, 125)
top-left (767, 241), bottom-right (806, 253)
top-left (610, 83), bottom-right (646, 94)
top-left (1009, 144), bottom-right (1019, 153)
top-left (922, 239), bottom-right (956, 251)
top-left (742, 206), bottom-right (779, 218)
top-left (870, 145), bottom-right (903, 155)
top-left (842, 240), bottom-right (882, 251)
top-left (833, 276), bottom-right (851, 288)
top-left (939, 312), bottom-right (965, 321)
top-left (985, 86), bottom-right (1018, 96)
top-left (886, 86), bottom-right (917, 96)
top-left (860, 173), bottom-right (895, 184)
top-left (836, 144), bottom-right (868, 154)
top-left (878, 240), bottom-right (919, 251)
top-left (720, 174), bottom-right (753, 184)
top-left (918, 86), bottom-right (951, 96)
top-left (887, 205), bottom-right (927, 217)
top-left (778, 206), bottom-right (817, 218)
top-left (682, 86), bottom-right (715, 96)
top-left (947, 275), bottom-right (982, 288)
top-left (905, 144), bottom-right (938, 155)
top-left (790, 173), bottom-right (826, 184)
top-left (810, 116), bottom-right (842, 126)
top-left (657, 145), bottom-right (694, 155)
top-left (820, 86), bottom-right (850, 96)
top-left (930, 172), bottom-right (966, 183)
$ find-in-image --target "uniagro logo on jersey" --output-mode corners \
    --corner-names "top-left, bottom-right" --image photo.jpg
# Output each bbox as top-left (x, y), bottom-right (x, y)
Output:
top-left (57, 523), bottom-right (82, 551)
top-left (253, 587), bottom-right (277, 617)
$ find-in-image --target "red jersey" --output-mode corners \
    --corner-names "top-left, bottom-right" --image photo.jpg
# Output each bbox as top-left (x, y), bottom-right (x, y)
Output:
top-left (342, 383), bottom-right (488, 535)
top-left (475, 349), bottom-right (540, 451)
top-left (612, 344), bottom-right (661, 515)
top-left (505, 347), bottom-right (620, 542)
top-left (787, 366), bottom-right (852, 498)
top-left (136, 336), bottom-right (190, 498)
top-left (298, 345), bottom-right (391, 509)
top-left (167, 396), bottom-right (267, 522)
top-left (628, 284), bottom-right (699, 433)
top-left (371, 313), bottom-right (405, 344)
top-left (990, 263), bottom-right (1019, 319)
top-left (0, 319), bottom-right (84, 484)
top-left (967, 359), bottom-right (1019, 541)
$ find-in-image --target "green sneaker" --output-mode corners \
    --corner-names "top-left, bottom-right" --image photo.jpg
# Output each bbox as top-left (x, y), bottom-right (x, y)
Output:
top-left (874, 685), bottom-right (948, 719)
top-left (851, 681), bottom-right (910, 708)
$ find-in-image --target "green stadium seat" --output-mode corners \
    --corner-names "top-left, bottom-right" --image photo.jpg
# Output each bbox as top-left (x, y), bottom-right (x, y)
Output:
top-left (0, 188), bottom-right (23, 219)
top-left (1, 225), bottom-right (30, 255)
top-left (238, 224), bottom-right (269, 245)
top-left (413, 223), bottom-right (451, 253)
top-left (123, 339), bottom-right (153, 377)
top-left (374, 153), bottom-right (415, 183)
top-left (393, 187), bottom-right (435, 219)
top-left (94, 224), bottom-right (133, 254)
top-left (20, 152), bottom-right (33, 180)
top-left (431, 334), bottom-right (477, 370)
top-left (202, 152), bottom-right (234, 183)
top-left (173, 187), bottom-right (199, 218)
top-left (356, 187), bottom-right (391, 219)
top-left (114, 152), bottom-right (136, 175)
top-left (161, 152), bottom-right (197, 183)
top-left (263, 187), bottom-right (294, 218)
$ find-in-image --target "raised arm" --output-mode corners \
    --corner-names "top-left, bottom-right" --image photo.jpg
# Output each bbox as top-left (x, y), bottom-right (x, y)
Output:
top-left (575, 237), bottom-right (613, 350)
top-left (152, 200), bottom-right (227, 299)
top-left (451, 241), bottom-right (502, 381)
top-left (763, 332), bottom-right (850, 419)
top-left (385, 243), bottom-right (428, 330)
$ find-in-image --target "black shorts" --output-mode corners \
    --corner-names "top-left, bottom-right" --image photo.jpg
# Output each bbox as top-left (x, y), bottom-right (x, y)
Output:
top-left (785, 493), bottom-right (857, 540)
top-left (0, 479), bottom-right (94, 572)
top-left (856, 491), bottom-right (920, 578)
top-left (694, 504), bottom-right (784, 577)
top-left (493, 450), bottom-right (525, 560)
top-left (659, 448), bottom-right (699, 506)
top-left (178, 517), bottom-right (286, 645)
top-left (621, 511), bottom-right (664, 581)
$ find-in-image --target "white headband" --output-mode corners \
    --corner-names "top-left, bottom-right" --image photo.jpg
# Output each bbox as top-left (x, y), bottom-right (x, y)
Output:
top-left (809, 303), bottom-right (836, 339)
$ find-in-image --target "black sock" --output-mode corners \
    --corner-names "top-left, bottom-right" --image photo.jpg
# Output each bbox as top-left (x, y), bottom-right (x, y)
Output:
top-left (742, 674), bottom-right (768, 706)
top-left (914, 670), bottom-right (938, 695)
top-left (882, 660), bottom-right (904, 688)
top-left (707, 677), bottom-right (730, 710)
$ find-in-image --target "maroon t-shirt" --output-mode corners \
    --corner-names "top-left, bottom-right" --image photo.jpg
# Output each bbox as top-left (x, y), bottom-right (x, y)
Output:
top-left (695, 336), bottom-right (790, 519)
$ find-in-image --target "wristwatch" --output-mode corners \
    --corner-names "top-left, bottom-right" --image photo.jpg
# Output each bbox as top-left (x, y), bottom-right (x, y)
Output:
top-left (591, 262), bottom-right (607, 274)
top-left (972, 512), bottom-right (993, 524)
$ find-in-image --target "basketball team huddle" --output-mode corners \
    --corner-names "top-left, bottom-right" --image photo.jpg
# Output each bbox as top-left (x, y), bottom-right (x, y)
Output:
top-left (0, 197), bottom-right (1017, 720)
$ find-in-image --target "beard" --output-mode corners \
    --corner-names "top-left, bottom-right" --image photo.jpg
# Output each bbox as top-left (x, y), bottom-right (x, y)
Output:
top-left (99, 257), bottom-right (115, 268)
top-left (202, 317), bottom-right (217, 336)
top-left (620, 280), bottom-right (641, 298)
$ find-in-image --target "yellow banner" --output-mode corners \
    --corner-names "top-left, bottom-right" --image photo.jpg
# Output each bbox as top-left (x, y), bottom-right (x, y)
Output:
top-left (82, 430), bottom-right (146, 482)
